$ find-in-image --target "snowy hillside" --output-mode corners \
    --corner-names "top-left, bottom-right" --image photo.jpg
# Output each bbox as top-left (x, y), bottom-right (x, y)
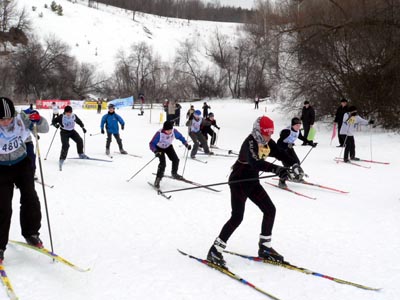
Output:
top-left (20, 0), bottom-right (241, 74)
top-left (3, 100), bottom-right (400, 300)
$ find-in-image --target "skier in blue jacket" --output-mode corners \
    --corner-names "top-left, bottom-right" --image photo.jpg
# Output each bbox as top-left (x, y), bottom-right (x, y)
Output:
top-left (149, 121), bottom-right (191, 188)
top-left (100, 104), bottom-right (127, 155)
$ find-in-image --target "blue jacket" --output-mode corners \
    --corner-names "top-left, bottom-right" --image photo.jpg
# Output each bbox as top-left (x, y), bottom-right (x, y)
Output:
top-left (101, 112), bottom-right (125, 134)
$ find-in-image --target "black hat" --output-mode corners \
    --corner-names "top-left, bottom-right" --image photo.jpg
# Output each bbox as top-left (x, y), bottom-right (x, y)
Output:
top-left (291, 117), bottom-right (302, 126)
top-left (0, 97), bottom-right (15, 119)
top-left (163, 121), bottom-right (173, 131)
top-left (64, 105), bottom-right (73, 113)
top-left (108, 103), bottom-right (115, 109)
top-left (304, 101), bottom-right (310, 105)
top-left (348, 106), bottom-right (357, 112)
top-left (340, 98), bottom-right (348, 103)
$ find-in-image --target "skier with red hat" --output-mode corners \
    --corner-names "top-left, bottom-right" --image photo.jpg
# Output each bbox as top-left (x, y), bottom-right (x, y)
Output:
top-left (207, 116), bottom-right (304, 267)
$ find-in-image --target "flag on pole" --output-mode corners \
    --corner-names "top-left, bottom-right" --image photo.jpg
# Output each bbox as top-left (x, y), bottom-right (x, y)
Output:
top-left (330, 123), bottom-right (337, 145)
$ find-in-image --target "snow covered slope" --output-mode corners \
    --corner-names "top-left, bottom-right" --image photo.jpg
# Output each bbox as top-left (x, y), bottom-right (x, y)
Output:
top-left (20, 0), bottom-right (240, 74)
top-left (3, 100), bottom-right (400, 300)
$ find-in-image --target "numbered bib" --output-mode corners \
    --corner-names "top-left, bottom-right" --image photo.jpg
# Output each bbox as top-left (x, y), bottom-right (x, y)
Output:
top-left (0, 115), bottom-right (30, 154)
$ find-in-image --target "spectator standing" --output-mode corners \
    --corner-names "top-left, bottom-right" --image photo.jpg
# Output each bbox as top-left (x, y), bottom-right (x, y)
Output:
top-left (300, 101), bottom-right (315, 145)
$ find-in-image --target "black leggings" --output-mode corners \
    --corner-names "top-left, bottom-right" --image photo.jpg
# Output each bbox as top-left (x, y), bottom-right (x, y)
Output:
top-left (0, 158), bottom-right (42, 250)
top-left (156, 145), bottom-right (180, 177)
top-left (218, 181), bottom-right (276, 243)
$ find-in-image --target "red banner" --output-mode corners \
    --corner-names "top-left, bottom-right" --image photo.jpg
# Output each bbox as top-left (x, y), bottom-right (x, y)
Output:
top-left (36, 99), bottom-right (71, 109)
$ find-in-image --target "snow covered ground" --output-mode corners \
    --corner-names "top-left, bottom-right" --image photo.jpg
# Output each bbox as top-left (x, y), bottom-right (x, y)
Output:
top-left (4, 100), bottom-right (400, 300)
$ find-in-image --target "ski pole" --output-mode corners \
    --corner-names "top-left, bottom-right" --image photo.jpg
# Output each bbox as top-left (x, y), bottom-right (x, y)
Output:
top-left (83, 132), bottom-right (86, 153)
top-left (33, 124), bottom-right (55, 254)
top-left (161, 174), bottom-right (277, 194)
top-left (369, 124), bottom-right (373, 161)
top-left (126, 156), bottom-right (157, 182)
top-left (89, 132), bottom-right (102, 136)
top-left (44, 127), bottom-right (58, 160)
top-left (181, 147), bottom-right (190, 177)
top-left (300, 145), bottom-right (315, 165)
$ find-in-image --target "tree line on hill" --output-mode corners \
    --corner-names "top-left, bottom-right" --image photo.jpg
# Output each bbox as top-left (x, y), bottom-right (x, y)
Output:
top-left (88, 0), bottom-right (254, 23)
top-left (1, 0), bottom-right (400, 129)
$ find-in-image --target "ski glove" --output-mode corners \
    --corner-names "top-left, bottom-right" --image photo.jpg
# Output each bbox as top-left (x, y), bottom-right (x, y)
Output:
top-left (270, 164), bottom-right (291, 180)
top-left (53, 124), bottom-right (60, 129)
top-left (291, 163), bottom-right (304, 181)
top-left (29, 111), bottom-right (41, 123)
top-left (101, 129), bottom-right (105, 134)
top-left (368, 119), bottom-right (375, 125)
top-left (155, 151), bottom-right (162, 157)
top-left (82, 128), bottom-right (87, 134)
top-left (186, 144), bottom-right (192, 150)
top-left (121, 124), bottom-right (125, 130)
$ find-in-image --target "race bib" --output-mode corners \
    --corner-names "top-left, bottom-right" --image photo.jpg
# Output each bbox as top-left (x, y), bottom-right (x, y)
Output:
top-left (0, 115), bottom-right (30, 154)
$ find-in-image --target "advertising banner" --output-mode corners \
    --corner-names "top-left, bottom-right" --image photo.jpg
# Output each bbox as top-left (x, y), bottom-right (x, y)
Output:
top-left (36, 99), bottom-right (71, 109)
top-left (108, 96), bottom-right (134, 109)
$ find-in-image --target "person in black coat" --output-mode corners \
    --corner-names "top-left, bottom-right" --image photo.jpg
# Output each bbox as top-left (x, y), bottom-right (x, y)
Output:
top-left (334, 98), bottom-right (349, 147)
top-left (300, 101), bottom-right (315, 145)
top-left (207, 116), bottom-right (304, 267)
top-left (202, 102), bottom-right (210, 118)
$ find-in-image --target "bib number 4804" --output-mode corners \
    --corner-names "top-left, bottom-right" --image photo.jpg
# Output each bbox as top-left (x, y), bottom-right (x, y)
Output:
top-left (2, 137), bottom-right (23, 153)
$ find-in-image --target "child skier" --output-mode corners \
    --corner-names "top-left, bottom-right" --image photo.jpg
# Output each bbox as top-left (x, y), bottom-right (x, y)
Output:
top-left (207, 116), bottom-right (304, 267)
top-left (340, 106), bottom-right (373, 162)
top-left (201, 112), bottom-right (220, 149)
top-left (277, 117), bottom-right (316, 188)
top-left (100, 103), bottom-right (127, 155)
top-left (188, 110), bottom-right (213, 158)
top-left (149, 121), bottom-right (191, 188)
top-left (0, 97), bottom-right (47, 262)
top-left (52, 105), bottom-right (88, 170)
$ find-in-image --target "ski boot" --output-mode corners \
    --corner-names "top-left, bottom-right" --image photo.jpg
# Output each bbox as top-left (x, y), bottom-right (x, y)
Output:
top-left (171, 173), bottom-right (183, 180)
top-left (105, 148), bottom-right (110, 155)
top-left (278, 178), bottom-right (287, 189)
top-left (120, 149), bottom-right (128, 155)
top-left (350, 157), bottom-right (360, 161)
top-left (207, 237), bottom-right (227, 267)
top-left (59, 159), bottom-right (65, 171)
top-left (258, 236), bottom-right (284, 263)
top-left (79, 153), bottom-right (90, 159)
top-left (154, 177), bottom-right (162, 189)
top-left (24, 234), bottom-right (44, 248)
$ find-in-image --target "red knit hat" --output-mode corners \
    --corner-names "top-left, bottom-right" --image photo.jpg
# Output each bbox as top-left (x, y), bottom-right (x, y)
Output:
top-left (259, 116), bottom-right (274, 135)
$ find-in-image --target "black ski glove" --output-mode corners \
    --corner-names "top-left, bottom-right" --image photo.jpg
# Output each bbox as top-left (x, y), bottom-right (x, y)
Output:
top-left (291, 163), bottom-right (304, 181)
top-left (186, 144), bottom-right (192, 150)
top-left (82, 128), bottom-right (87, 134)
top-left (270, 164), bottom-right (291, 180)
top-left (101, 129), bottom-right (105, 134)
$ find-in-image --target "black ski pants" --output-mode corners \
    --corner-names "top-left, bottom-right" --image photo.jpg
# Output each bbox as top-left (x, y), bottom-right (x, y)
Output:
top-left (0, 157), bottom-right (42, 250)
top-left (202, 128), bottom-right (216, 146)
top-left (60, 130), bottom-right (84, 160)
top-left (106, 132), bottom-right (123, 150)
top-left (344, 135), bottom-right (356, 160)
top-left (189, 131), bottom-right (210, 157)
top-left (156, 145), bottom-right (180, 178)
top-left (218, 180), bottom-right (276, 243)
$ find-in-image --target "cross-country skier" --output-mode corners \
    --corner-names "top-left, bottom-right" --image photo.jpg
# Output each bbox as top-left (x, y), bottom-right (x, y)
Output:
top-left (201, 112), bottom-right (220, 149)
top-left (149, 121), bottom-right (191, 188)
top-left (188, 110), bottom-right (213, 158)
top-left (52, 105), bottom-right (88, 169)
top-left (100, 103), bottom-right (127, 155)
top-left (340, 106), bottom-right (374, 162)
top-left (0, 97), bottom-right (48, 263)
top-left (276, 117), bottom-right (317, 188)
top-left (207, 116), bottom-right (304, 267)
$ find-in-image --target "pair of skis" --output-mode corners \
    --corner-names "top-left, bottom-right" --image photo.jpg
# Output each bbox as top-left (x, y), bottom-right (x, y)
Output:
top-left (266, 179), bottom-right (349, 200)
top-left (334, 157), bottom-right (390, 168)
top-left (178, 249), bottom-right (380, 300)
top-left (1, 241), bottom-right (88, 300)
top-left (149, 174), bottom-right (221, 199)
